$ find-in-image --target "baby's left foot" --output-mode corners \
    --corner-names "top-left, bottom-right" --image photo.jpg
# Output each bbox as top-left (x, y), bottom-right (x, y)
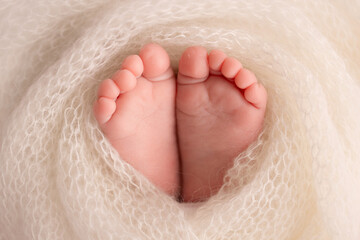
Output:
top-left (176, 47), bottom-right (267, 202)
top-left (93, 44), bottom-right (179, 196)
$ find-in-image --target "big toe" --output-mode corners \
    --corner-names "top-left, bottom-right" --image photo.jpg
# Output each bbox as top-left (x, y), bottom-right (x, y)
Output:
top-left (178, 46), bottom-right (209, 84)
top-left (139, 43), bottom-right (173, 81)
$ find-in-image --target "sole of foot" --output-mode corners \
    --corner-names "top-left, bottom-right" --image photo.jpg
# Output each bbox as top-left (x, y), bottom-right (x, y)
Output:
top-left (93, 43), bottom-right (180, 196)
top-left (176, 46), bottom-right (267, 202)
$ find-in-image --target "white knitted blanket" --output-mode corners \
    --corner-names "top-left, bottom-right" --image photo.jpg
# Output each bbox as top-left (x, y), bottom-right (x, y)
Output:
top-left (1, 0), bottom-right (360, 239)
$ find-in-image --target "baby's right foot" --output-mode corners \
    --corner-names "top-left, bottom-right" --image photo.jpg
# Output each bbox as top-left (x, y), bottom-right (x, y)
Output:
top-left (93, 44), bottom-right (179, 196)
top-left (176, 47), bottom-right (267, 202)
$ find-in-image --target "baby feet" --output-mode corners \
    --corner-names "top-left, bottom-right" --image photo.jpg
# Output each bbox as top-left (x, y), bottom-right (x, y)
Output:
top-left (177, 47), bottom-right (267, 202)
top-left (94, 44), bottom-right (267, 202)
top-left (93, 43), bottom-right (179, 195)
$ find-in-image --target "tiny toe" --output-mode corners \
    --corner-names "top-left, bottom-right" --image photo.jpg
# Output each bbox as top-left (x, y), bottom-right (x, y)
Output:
top-left (209, 49), bottom-right (227, 75)
top-left (97, 78), bottom-right (120, 100)
top-left (244, 83), bottom-right (267, 109)
top-left (221, 57), bottom-right (243, 79)
top-left (234, 68), bottom-right (257, 89)
top-left (93, 97), bottom-right (116, 125)
top-left (139, 43), bottom-right (172, 80)
top-left (112, 69), bottom-right (137, 93)
top-left (121, 55), bottom-right (144, 78)
top-left (178, 46), bottom-right (209, 84)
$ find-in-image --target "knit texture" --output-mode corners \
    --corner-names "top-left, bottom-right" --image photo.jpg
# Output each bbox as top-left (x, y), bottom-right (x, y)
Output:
top-left (1, 0), bottom-right (360, 239)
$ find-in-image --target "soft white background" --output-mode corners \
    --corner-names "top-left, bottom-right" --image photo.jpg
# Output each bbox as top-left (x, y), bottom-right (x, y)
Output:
top-left (1, 0), bottom-right (359, 239)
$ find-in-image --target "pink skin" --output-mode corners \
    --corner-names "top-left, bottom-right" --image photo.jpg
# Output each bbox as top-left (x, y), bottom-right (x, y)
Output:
top-left (94, 44), bottom-right (267, 202)
top-left (177, 46), bottom-right (267, 202)
top-left (93, 43), bottom-right (179, 196)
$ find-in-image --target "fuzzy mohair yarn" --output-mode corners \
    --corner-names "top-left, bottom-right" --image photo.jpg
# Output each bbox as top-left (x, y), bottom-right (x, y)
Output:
top-left (1, 0), bottom-right (360, 239)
